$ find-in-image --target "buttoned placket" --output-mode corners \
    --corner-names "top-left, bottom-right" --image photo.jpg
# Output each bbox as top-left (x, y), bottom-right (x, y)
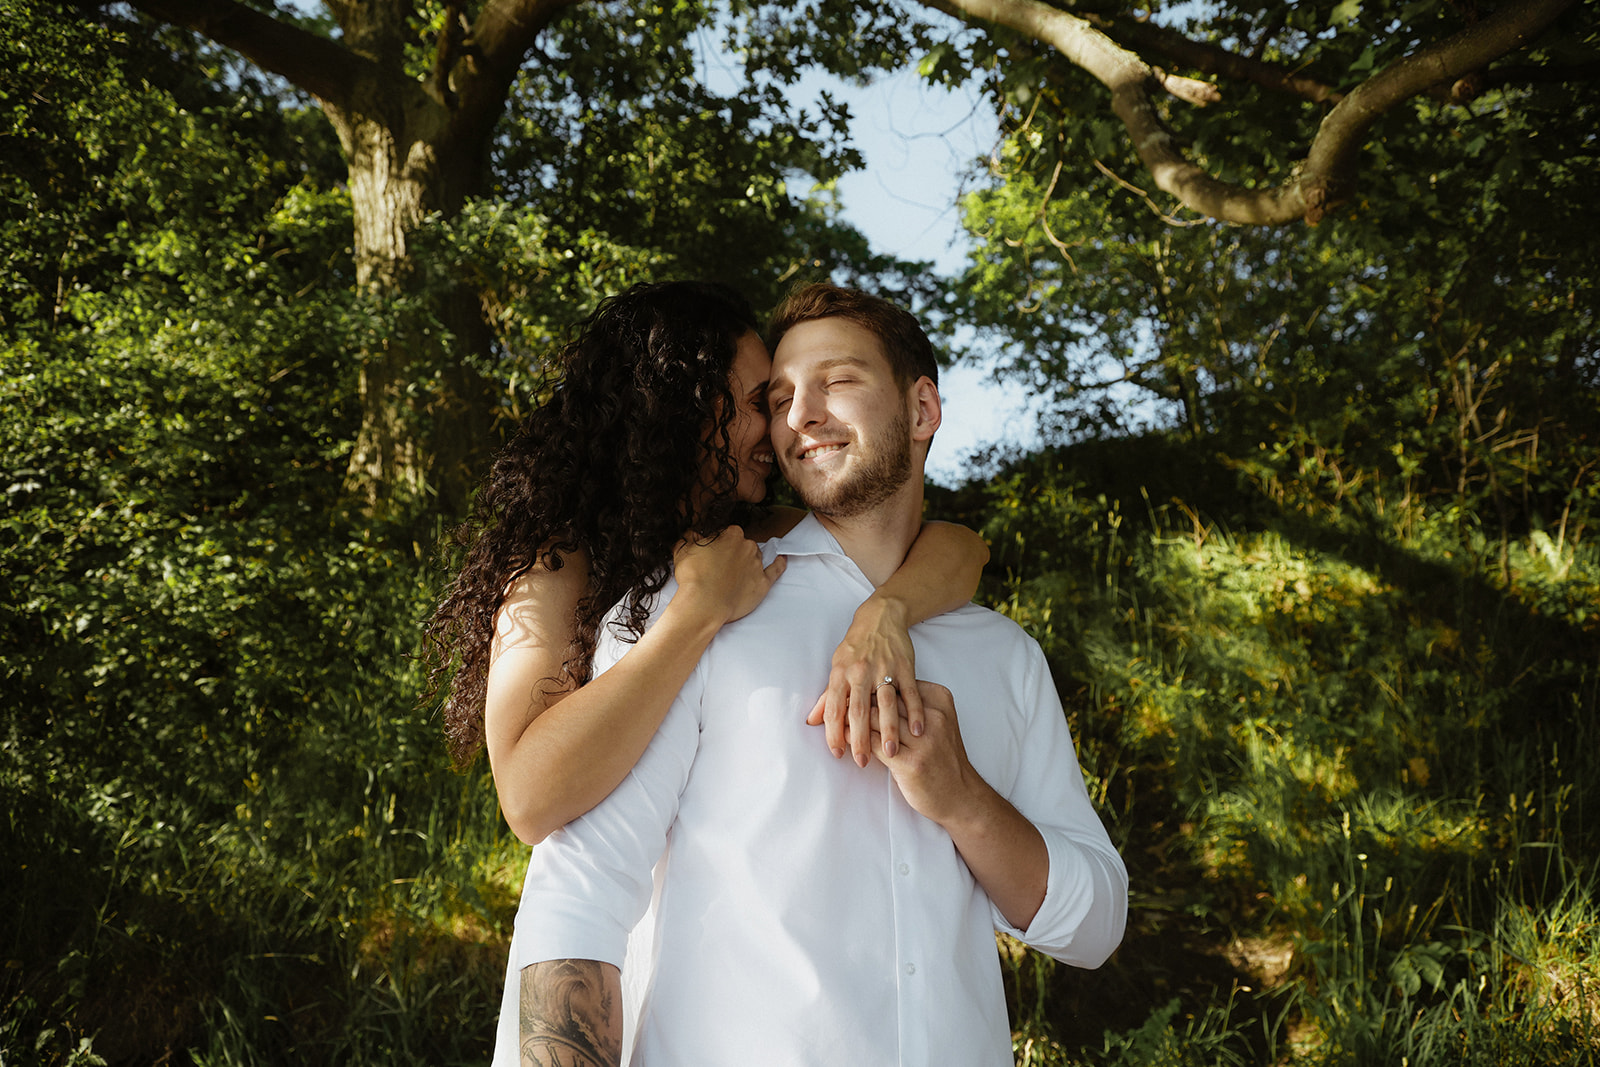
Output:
top-left (887, 772), bottom-right (926, 1066)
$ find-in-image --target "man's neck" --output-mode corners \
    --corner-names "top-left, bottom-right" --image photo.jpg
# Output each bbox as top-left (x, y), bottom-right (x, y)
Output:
top-left (810, 480), bottom-right (925, 587)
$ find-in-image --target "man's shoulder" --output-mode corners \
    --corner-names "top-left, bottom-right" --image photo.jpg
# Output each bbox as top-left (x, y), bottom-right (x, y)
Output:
top-left (913, 605), bottom-right (1056, 742)
top-left (921, 600), bottom-right (1032, 638)
top-left (914, 602), bottom-right (1047, 668)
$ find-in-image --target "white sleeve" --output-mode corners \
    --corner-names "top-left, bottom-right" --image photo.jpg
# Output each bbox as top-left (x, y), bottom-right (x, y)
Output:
top-left (990, 641), bottom-right (1128, 968)
top-left (506, 658), bottom-right (704, 970)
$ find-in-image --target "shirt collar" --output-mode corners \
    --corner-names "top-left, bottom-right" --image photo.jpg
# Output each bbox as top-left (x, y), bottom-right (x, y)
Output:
top-left (762, 512), bottom-right (879, 596)
top-left (765, 511), bottom-right (845, 560)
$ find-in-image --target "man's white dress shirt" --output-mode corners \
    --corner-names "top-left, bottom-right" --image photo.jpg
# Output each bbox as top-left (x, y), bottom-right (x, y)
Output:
top-left (493, 514), bottom-right (1126, 1066)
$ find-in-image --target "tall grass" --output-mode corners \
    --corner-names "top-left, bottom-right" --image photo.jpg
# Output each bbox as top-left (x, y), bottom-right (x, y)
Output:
top-left (981, 463), bottom-right (1599, 1065)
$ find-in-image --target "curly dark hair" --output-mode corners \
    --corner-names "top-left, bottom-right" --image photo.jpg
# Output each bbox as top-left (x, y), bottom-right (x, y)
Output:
top-left (423, 280), bottom-right (762, 767)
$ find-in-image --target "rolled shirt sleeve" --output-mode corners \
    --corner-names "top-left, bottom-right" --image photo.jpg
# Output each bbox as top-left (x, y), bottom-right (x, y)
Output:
top-left (988, 642), bottom-right (1128, 968)
top-left (509, 653), bottom-right (704, 971)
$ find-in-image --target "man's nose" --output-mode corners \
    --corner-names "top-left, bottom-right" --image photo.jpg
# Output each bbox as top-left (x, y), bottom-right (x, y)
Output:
top-left (787, 387), bottom-right (823, 431)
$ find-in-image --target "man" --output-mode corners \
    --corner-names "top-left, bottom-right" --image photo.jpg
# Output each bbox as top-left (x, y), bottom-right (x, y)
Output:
top-left (494, 283), bottom-right (1127, 1067)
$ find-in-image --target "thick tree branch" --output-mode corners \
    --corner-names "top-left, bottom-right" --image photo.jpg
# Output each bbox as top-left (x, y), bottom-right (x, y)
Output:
top-left (919, 0), bottom-right (1577, 226)
top-left (452, 0), bottom-right (587, 141)
top-left (428, 0), bottom-right (471, 107)
top-left (1089, 13), bottom-right (1345, 106)
top-left (920, 0), bottom-right (1311, 223)
top-left (1304, 0), bottom-right (1575, 217)
top-left (123, 0), bottom-right (373, 111)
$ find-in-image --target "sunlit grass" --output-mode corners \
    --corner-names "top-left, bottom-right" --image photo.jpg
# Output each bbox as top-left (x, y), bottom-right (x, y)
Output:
top-left (985, 478), bottom-right (1598, 1065)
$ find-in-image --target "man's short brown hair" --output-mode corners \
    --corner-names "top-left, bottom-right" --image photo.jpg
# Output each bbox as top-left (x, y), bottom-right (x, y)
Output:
top-left (767, 283), bottom-right (939, 389)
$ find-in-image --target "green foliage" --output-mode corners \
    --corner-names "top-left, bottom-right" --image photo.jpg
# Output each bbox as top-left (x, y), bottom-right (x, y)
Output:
top-left (5, 2), bottom-right (1599, 1065)
top-left (937, 0), bottom-right (1600, 550)
top-left (730, 0), bottom-right (935, 87)
top-left (0, 9), bottom-right (512, 1061)
top-left (487, 0), bottom-right (929, 318)
top-left (965, 440), bottom-right (1599, 1065)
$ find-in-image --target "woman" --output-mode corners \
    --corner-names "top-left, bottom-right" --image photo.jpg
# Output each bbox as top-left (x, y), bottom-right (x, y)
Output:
top-left (425, 280), bottom-right (987, 844)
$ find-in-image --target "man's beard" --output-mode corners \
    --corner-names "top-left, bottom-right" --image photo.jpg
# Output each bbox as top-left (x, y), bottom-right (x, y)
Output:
top-left (795, 403), bottom-right (912, 519)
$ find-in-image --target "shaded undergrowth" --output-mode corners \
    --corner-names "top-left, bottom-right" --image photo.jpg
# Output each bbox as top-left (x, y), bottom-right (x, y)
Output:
top-left (2, 517), bottom-right (523, 1065)
top-left (960, 440), bottom-right (1599, 1066)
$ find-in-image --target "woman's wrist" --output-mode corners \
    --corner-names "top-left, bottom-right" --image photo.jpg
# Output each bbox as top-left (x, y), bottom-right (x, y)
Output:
top-left (663, 581), bottom-right (734, 638)
top-left (854, 590), bottom-right (910, 631)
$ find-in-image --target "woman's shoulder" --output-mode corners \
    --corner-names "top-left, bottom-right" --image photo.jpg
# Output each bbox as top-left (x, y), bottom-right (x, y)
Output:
top-left (499, 545), bottom-right (593, 617)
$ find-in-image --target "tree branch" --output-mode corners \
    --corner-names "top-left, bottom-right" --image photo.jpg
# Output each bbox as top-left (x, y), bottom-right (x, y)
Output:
top-left (427, 0), bottom-right (471, 108)
top-left (123, 0), bottom-right (373, 112)
top-left (1151, 66), bottom-right (1221, 107)
top-left (918, 0), bottom-right (1578, 226)
top-left (1304, 0), bottom-right (1576, 218)
top-left (1448, 58), bottom-right (1600, 105)
top-left (1090, 13), bottom-right (1345, 106)
top-left (452, 0), bottom-right (587, 138)
top-left (920, 0), bottom-right (1311, 223)
top-left (1480, 59), bottom-right (1600, 89)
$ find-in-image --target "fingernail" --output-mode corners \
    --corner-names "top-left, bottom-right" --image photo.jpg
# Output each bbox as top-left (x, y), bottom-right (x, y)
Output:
top-left (884, 740), bottom-right (898, 758)
top-left (855, 753), bottom-right (868, 769)
top-left (911, 722), bottom-right (924, 737)
top-left (831, 747), bottom-right (843, 759)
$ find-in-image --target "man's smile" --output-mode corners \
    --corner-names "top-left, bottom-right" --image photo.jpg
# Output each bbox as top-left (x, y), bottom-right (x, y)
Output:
top-left (799, 443), bottom-right (847, 462)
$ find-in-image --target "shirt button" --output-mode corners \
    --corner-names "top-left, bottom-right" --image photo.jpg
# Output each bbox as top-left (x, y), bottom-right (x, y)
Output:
top-left (904, 963), bottom-right (916, 976)
top-left (898, 862), bottom-right (910, 876)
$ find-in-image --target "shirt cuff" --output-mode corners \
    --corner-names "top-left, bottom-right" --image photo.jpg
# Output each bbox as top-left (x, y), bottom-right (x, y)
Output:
top-left (994, 825), bottom-right (1127, 969)
top-left (510, 888), bottom-right (633, 972)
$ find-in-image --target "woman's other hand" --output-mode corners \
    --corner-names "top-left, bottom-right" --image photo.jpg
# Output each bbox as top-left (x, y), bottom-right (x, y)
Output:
top-left (805, 593), bottom-right (922, 767)
top-left (671, 525), bottom-right (786, 628)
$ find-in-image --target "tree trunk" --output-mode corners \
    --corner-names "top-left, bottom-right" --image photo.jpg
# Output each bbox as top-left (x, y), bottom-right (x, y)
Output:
top-left (323, 67), bottom-right (494, 522)
top-left (119, 0), bottom-right (683, 524)
top-left (120, 0), bottom-right (584, 522)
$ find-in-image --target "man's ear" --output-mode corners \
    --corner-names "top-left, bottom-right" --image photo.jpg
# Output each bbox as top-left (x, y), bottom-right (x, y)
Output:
top-left (909, 375), bottom-right (941, 443)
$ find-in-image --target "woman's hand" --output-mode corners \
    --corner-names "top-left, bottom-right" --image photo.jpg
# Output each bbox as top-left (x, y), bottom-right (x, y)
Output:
top-left (805, 593), bottom-right (923, 767)
top-left (485, 530), bottom-right (782, 846)
top-left (671, 525), bottom-right (787, 628)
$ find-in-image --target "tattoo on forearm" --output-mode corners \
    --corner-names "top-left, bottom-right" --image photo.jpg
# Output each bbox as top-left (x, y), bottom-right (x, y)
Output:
top-left (518, 959), bottom-right (623, 1067)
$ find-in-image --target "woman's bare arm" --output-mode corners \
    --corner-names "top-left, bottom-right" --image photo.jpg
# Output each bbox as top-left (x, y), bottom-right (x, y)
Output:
top-left (807, 520), bottom-right (990, 766)
top-left (485, 529), bottom-right (785, 844)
